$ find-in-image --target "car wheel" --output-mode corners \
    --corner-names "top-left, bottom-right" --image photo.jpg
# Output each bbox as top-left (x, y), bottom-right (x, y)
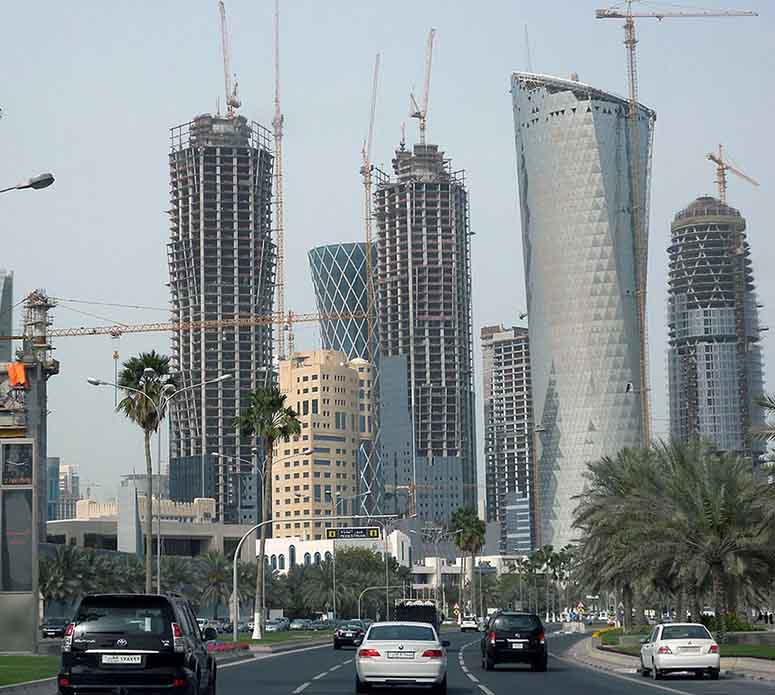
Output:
top-left (639, 658), bottom-right (650, 677)
top-left (203, 665), bottom-right (217, 695)
top-left (433, 676), bottom-right (447, 695)
top-left (709, 668), bottom-right (720, 681)
top-left (652, 663), bottom-right (661, 681)
top-left (334, 642), bottom-right (341, 650)
top-left (355, 675), bottom-right (370, 694)
top-left (484, 654), bottom-right (495, 671)
top-left (531, 656), bottom-right (548, 672)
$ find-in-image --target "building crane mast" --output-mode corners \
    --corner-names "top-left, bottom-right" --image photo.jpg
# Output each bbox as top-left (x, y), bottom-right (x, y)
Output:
top-left (410, 29), bottom-right (435, 145)
top-left (273, 0), bottom-right (288, 361)
top-left (594, 1), bottom-right (757, 448)
top-left (218, 0), bottom-right (241, 118)
top-left (707, 144), bottom-right (760, 205)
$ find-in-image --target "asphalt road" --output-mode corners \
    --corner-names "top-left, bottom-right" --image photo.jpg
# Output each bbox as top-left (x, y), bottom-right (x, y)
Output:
top-left (218, 630), bottom-right (775, 695)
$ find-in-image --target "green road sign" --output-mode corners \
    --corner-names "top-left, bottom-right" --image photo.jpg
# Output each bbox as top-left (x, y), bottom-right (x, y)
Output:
top-left (325, 526), bottom-right (381, 540)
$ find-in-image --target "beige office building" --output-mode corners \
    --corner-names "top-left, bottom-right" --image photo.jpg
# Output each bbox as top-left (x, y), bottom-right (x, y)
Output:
top-left (274, 351), bottom-right (374, 540)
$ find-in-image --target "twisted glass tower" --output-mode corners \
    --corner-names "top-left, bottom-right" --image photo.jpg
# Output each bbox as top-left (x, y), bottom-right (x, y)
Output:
top-left (511, 73), bottom-right (656, 548)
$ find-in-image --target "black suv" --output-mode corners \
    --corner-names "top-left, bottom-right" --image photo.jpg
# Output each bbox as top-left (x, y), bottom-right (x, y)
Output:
top-left (333, 621), bottom-right (365, 649)
top-left (58, 593), bottom-right (217, 695)
top-left (480, 612), bottom-right (547, 672)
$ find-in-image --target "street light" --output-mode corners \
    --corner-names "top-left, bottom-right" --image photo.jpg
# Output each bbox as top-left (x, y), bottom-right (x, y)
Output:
top-left (88, 372), bottom-right (231, 592)
top-left (0, 172), bottom-right (55, 194)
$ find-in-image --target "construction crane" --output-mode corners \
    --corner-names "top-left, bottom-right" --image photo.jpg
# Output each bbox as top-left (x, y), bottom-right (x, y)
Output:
top-left (409, 28), bottom-right (435, 145)
top-left (707, 144), bottom-right (760, 205)
top-left (218, 0), bottom-right (241, 118)
top-left (273, 0), bottom-right (288, 361)
top-left (594, 1), bottom-right (757, 448)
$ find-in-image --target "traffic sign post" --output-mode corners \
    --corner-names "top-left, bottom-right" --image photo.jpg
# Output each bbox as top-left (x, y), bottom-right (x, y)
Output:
top-left (325, 526), bottom-right (381, 540)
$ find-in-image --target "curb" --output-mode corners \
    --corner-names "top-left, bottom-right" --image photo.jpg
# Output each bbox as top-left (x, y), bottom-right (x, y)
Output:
top-left (249, 638), bottom-right (331, 654)
top-left (0, 678), bottom-right (55, 695)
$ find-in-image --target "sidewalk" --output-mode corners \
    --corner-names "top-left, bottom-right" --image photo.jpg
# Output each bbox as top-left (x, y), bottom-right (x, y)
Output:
top-left (562, 636), bottom-right (775, 682)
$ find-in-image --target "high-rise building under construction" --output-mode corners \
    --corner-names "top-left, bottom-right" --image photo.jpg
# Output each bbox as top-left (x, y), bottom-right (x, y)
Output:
top-left (511, 73), bottom-right (655, 548)
top-left (374, 143), bottom-right (476, 522)
top-left (167, 113), bottom-right (274, 524)
top-left (667, 196), bottom-right (765, 461)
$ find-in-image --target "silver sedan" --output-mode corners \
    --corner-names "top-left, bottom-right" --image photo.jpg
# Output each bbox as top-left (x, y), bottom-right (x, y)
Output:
top-left (355, 622), bottom-right (449, 694)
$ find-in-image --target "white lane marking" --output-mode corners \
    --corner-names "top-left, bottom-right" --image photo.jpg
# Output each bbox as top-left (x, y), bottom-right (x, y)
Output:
top-left (551, 654), bottom-right (694, 695)
top-left (344, 658), bottom-right (354, 664)
top-left (478, 686), bottom-right (495, 695)
top-left (330, 664), bottom-right (342, 671)
top-left (293, 684), bottom-right (310, 694)
top-left (219, 642), bottom-right (330, 669)
top-left (467, 674), bottom-right (480, 683)
top-left (312, 672), bottom-right (327, 680)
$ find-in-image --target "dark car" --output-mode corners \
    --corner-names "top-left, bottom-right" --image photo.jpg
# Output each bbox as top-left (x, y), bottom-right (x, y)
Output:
top-left (480, 612), bottom-right (547, 672)
top-left (57, 593), bottom-right (217, 695)
top-left (41, 619), bottom-right (69, 639)
top-left (333, 621), bottom-right (365, 649)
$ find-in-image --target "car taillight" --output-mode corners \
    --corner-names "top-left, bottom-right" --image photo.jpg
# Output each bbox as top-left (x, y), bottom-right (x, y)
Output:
top-left (358, 648), bottom-right (381, 657)
top-left (58, 677), bottom-right (70, 687)
top-left (657, 646), bottom-right (672, 655)
top-left (488, 631), bottom-right (496, 644)
top-left (422, 649), bottom-right (443, 658)
top-left (171, 623), bottom-right (185, 653)
top-left (62, 623), bottom-right (75, 652)
top-left (537, 631), bottom-right (545, 644)
top-left (172, 678), bottom-right (188, 688)
top-left (709, 644), bottom-right (719, 654)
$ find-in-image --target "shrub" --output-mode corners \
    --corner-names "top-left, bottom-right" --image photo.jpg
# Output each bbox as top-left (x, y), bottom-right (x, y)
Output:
top-left (700, 613), bottom-right (761, 633)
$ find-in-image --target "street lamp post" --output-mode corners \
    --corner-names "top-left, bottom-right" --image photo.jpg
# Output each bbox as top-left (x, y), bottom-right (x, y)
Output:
top-left (0, 172), bottom-right (55, 194)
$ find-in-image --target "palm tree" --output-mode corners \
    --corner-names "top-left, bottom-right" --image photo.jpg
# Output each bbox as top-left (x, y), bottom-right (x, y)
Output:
top-left (234, 385), bottom-right (301, 639)
top-left (450, 507), bottom-right (486, 615)
top-left (113, 555), bottom-right (145, 593)
top-left (160, 556), bottom-right (194, 597)
top-left (198, 551), bottom-right (231, 620)
top-left (302, 559), bottom-right (334, 615)
top-left (116, 350), bottom-right (174, 592)
top-left (39, 546), bottom-right (89, 614)
top-left (752, 393), bottom-right (775, 442)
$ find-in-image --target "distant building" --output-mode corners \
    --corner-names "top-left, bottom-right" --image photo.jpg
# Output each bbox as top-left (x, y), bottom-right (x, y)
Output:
top-left (120, 473), bottom-right (169, 500)
top-left (0, 270), bottom-right (11, 363)
top-left (46, 457), bottom-right (60, 521)
top-left (374, 143), bottom-right (476, 522)
top-left (167, 113), bottom-right (274, 524)
top-left (58, 462), bottom-right (81, 520)
top-left (481, 325), bottom-right (534, 553)
top-left (511, 72), bottom-right (655, 548)
top-left (274, 351), bottom-right (374, 540)
top-left (667, 196), bottom-right (766, 461)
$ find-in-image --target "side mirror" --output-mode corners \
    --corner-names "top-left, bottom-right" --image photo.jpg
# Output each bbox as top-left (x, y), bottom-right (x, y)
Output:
top-left (639, 638), bottom-right (647, 645)
top-left (442, 640), bottom-right (451, 647)
top-left (203, 627), bottom-right (218, 641)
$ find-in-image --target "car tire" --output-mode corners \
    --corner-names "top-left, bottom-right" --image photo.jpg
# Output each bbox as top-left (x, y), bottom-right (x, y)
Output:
top-left (531, 656), bottom-right (548, 672)
top-left (355, 676), bottom-right (369, 694)
top-left (652, 663), bottom-right (661, 681)
top-left (334, 642), bottom-right (341, 650)
top-left (484, 654), bottom-right (495, 671)
top-left (639, 658), bottom-right (650, 677)
top-left (433, 676), bottom-right (447, 695)
top-left (709, 669), bottom-right (719, 681)
top-left (203, 665), bottom-right (217, 695)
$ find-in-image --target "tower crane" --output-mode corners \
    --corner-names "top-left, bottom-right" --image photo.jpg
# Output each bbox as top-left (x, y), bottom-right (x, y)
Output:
top-left (273, 0), bottom-right (288, 361)
top-left (218, 0), bottom-right (241, 118)
top-left (707, 144), bottom-right (759, 205)
top-left (594, 1), bottom-right (757, 447)
top-left (409, 28), bottom-right (435, 145)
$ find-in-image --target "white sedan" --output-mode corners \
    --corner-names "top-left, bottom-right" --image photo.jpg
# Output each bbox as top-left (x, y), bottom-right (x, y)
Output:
top-left (355, 622), bottom-right (449, 694)
top-left (640, 623), bottom-right (720, 680)
top-left (460, 615), bottom-right (478, 632)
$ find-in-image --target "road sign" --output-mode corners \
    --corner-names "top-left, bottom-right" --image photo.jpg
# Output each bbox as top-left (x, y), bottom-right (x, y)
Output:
top-left (325, 526), bottom-right (381, 540)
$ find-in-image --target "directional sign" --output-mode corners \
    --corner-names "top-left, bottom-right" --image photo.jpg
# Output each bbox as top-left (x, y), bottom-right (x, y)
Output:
top-left (325, 526), bottom-right (381, 540)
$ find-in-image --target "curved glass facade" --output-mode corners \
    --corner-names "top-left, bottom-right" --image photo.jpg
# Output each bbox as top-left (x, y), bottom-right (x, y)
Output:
top-left (309, 242), bottom-right (372, 361)
top-left (511, 73), bottom-right (655, 548)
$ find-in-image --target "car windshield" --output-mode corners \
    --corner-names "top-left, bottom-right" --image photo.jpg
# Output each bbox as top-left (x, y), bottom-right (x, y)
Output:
top-left (342, 623), bottom-right (363, 630)
top-left (368, 625), bottom-right (436, 641)
top-left (74, 597), bottom-right (173, 636)
top-left (661, 625), bottom-right (712, 640)
top-left (493, 614), bottom-right (540, 631)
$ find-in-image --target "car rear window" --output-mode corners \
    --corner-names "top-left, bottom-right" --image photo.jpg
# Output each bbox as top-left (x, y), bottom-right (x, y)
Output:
top-left (74, 596), bottom-right (173, 637)
top-left (493, 614), bottom-right (540, 631)
top-left (661, 625), bottom-right (712, 641)
top-left (368, 625), bottom-right (436, 641)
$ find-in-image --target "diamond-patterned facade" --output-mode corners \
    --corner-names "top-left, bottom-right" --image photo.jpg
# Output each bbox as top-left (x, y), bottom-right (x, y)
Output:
top-left (511, 73), bottom-right (655, 548)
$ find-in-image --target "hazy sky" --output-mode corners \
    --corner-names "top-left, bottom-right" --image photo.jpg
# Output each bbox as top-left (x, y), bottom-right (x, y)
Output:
top-left (2, 1), bottom-right (773, 504)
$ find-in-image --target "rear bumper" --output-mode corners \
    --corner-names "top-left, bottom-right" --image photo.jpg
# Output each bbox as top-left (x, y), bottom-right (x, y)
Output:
top-left (58, 669), bottom-right (194, 695)
top-left (654, 654), bottom-right (720, 671)
top-left (486, 645), bottom-right (546, 664)
top-left (357, 661), bottom-right (446, 685)
top-left (334, 637), bottom-right (363, 646)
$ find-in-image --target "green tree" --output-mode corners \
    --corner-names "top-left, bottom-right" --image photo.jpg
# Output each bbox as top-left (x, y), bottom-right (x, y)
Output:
top-left (159, 556), bottom-right (194, 597)
top-left (450, 507), bottom-right (486, 615)
top-left (752, 393), bottom-right (775, 442)
top-left (234, 385), bottom-right (301, 638)
top-left (198, 551), bottom-right (231, 619)
top-left (116, 350), bottom-right (174, 592)
top-left (113, 555), bottom-right (145, 594)
top-left (39, 546), bottom-right (89, 613)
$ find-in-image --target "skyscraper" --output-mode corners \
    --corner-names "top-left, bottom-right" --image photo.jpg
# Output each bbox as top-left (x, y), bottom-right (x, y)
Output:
top-left (481, 325), bottom-right (534, 553)
top-left (374, 143), bottom-right (476, 522)
top-left (167, 113), bottom-right (274, 524)
top-left (511, 72), bottom-right (655, 548)
top-left (668, 196), bottom-right (765, 460)
top-left (0, 270), bottom-right (12, 363)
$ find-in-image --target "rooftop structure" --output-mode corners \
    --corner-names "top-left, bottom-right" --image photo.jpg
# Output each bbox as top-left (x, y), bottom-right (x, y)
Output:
top-left (511, 72), bottom-right (655, 548)
top-left (667, 196), bottom-right (766, 461)
top-left (167, 113), bottom-right (274, 524)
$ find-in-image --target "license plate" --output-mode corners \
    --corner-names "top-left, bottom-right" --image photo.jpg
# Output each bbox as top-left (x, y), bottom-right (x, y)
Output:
top-left (101, 654), bottom-right (142, 665)
top-left (387, 651), bottom-right (415, 659)
top-left (511, 643), bottom-right (524, 650)
top-left (344, 632), bottom-right (353, 636)
top-left (679, 647), bottom-right (700, 654)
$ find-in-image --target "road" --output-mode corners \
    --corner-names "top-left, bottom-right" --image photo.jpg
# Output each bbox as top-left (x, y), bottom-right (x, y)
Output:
top-left (218, 630), bottom-right (775, 695)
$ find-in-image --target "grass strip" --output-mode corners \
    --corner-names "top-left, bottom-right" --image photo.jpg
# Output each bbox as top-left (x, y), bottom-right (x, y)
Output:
top-left (0, 656), bottom-right (59, 686)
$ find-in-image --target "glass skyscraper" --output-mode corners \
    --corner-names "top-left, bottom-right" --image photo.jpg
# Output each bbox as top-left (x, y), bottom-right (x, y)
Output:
top-left (511, 73), bottom-right (655, 548)
top-left (0, 270), bottom-right (12, 363)
top-left (668, 196), bottom-right (765, 461)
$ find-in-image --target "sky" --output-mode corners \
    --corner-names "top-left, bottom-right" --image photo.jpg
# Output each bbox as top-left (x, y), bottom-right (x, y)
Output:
top-left (2, 1), bottom-right (773, 505)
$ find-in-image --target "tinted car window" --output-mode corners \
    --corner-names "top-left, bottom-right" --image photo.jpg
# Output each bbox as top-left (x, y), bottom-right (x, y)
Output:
top-left (661, 625), bottom-right (712, 640)
top-left (492, 614), bottom-right (540, 631)
top-left (74, 596), bottom-right (173, 637)
top-left (368, 625), bottom-right (436, 641)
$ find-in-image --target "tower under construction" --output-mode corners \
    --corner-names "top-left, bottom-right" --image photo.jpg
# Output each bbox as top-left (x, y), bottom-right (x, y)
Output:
top-left (667, 196), bottom-right (765, 462)
top-left (167, 113), bottom-right (274, 523)
top-left (374, 143), bottom-right (476, 522)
